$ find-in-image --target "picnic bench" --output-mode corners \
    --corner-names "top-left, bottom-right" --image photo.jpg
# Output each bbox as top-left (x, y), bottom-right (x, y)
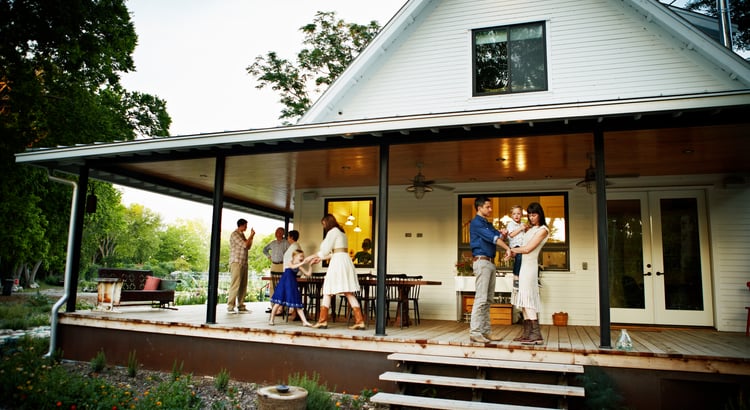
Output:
top-left (97, 268), bottom-right (177, 309)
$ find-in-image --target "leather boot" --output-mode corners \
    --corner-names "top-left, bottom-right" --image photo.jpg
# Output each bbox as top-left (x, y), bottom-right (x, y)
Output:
top-left (522, 320), bottom-right (544, 345)
top-left (513, 319), bottom-right (531, 342)
top-left (312, 306), bottom-right (329, 329)
top-left (349, 307), bottom-right (366, 330)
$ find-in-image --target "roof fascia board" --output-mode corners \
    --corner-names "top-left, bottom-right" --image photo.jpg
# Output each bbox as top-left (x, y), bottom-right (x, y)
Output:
top-left (624, 0), bottom-right (750, 84)
top-left (300, 0), bottom-right (432, 123)
top-left (16, 90), bottom-right (750, 165)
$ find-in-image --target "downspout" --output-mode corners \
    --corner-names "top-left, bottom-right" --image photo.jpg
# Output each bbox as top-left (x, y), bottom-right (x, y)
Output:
top-left (718, 0), bottom-right (733, 49)
top-left (44, 173), bottom-right (78, 358)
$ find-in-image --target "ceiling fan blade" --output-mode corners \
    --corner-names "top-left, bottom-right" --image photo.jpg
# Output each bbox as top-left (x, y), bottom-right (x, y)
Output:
top-left (606, 173), bottom-right (640, 179)
top-left (422, 179), bottom-right (435, 185)
top-left (432, 184), bottom-right (454, 191)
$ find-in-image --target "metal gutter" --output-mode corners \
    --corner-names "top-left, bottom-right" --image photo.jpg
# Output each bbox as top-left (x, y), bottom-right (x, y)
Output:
top-left (15, 90), bottom-right (750, 166)
top-left (44, 174), bottom-right (78, 358)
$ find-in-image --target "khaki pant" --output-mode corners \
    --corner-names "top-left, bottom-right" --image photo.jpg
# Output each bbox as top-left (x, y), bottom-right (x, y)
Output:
top-left (228, 262), bottom-right (248, 311)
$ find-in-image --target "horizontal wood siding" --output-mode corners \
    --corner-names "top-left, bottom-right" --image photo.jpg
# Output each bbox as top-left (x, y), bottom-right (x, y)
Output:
top-left (319, 0), bottom-right (735, 123)
top-left (708, 187), bottom-right (750, 332)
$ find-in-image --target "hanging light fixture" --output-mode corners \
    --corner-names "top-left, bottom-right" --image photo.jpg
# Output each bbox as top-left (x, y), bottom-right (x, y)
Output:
top-left (576, 153), bottom-right (611, 194)
top-left (353, 204), bottom-right (362, 232)
top-left (406, 184), bottom-right (433, 199)
top-left (345, 206), bottom-right (355, 225)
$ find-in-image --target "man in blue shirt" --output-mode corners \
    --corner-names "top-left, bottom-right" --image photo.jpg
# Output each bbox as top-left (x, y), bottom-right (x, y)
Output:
top-left (469, 196), bottom-right (511, 343)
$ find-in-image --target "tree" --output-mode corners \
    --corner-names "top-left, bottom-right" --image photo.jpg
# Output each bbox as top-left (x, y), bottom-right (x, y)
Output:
top-left (0, 0), bottom-right (171, 282)
top-left (686, 0), bottom-right (749, 51)
top-left (80, 182), bottom-right (127, 276)
top-left (156, 219), bottom-right (210, 272)
top-left (247, 11), bottom-right (381, 122)
top-left (117, 204), bottom-right (162, 266)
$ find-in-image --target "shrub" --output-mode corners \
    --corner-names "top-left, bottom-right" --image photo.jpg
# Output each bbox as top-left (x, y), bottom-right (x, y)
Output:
top-left (288, 372), bottom-right (336, 410)
top-left (128, 350), bottom-right (139, 377)
top-left (90, 349), bottom-right (106, 373)
top-left (215, 368), bottom-right (230, 392)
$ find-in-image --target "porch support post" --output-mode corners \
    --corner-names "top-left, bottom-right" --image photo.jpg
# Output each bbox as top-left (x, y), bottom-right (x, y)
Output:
top-left (594, 129), bottom-right (612, 348)
top-left (206, 156), bottom-right (226, 324)
top-left (375, 143), bottom-right (389, 335)
top-left (65, 166), bottom-right (88, 312)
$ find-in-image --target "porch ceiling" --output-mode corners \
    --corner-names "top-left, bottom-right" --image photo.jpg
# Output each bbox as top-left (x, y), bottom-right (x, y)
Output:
top-left (21, 104), bottom-right (750, 219)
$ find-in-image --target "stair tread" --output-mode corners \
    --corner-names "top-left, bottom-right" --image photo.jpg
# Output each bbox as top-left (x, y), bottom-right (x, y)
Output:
top-left (388, 352), bottom-right (584, 373)
top-left (370, 392), bottom-right (560, 410)
top-left (380, 371), bottom-right (585, 396)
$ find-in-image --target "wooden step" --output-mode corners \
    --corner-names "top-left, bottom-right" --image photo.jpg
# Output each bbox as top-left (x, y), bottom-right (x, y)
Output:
top-left (380, 371), bottom-right (585, 397)
top-left (370, 392), bottom-right (558, 410)
top-left (388, 352), bottom-right (584, 374)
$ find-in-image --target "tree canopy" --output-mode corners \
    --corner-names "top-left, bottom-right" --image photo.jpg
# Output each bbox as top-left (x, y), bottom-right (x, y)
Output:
top-left (247, 11), bottom-right (381, 123)
top-left (0, 0), bottom-right (171, 281)
top-left (686, 0), bottom-right (749, 52)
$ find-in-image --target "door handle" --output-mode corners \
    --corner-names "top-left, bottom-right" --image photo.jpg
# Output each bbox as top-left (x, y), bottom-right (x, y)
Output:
top-left (644, 272), bottom-right (652, 276)
top-left (656, 271), bottom-right (664, 276)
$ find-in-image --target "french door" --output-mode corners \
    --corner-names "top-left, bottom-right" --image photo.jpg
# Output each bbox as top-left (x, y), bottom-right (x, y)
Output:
top-left (607, 190), bottom-right (713, 326)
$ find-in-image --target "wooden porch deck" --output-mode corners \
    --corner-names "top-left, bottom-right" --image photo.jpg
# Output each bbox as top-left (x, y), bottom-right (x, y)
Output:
top-left (59, 302), bottom-right (750, 377)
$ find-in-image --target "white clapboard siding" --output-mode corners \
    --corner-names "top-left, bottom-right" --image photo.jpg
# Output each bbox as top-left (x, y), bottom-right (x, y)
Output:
top-left (708, 187), bottom-right (750, 332)
top-left (312, 0), bottom-right (736, 123)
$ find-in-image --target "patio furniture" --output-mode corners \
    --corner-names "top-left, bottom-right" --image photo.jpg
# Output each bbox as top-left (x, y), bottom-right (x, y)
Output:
top-left (97, 268), bottom-right (176, 309)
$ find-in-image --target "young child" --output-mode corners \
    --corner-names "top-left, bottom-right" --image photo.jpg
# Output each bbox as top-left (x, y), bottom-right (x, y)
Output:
top-left (506, 205), bottom-right (528, 289)
top-left (269, 250), bottom-right (312, 326)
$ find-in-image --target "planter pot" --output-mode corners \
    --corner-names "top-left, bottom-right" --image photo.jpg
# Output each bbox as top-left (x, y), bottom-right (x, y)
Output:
top-left (552, 312), bottom-right (568, 326)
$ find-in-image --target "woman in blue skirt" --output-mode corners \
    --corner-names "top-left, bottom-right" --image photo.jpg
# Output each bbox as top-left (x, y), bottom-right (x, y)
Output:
top-left (269, 250), bottom-right (312, 326)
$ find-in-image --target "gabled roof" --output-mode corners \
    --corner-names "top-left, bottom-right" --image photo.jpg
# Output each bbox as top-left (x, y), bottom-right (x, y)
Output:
top-left (300, 0), bottom-right (750, 124)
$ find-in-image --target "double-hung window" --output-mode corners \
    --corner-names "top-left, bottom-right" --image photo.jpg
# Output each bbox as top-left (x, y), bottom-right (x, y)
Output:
top-left (473, 21), bottom-right (547, 95)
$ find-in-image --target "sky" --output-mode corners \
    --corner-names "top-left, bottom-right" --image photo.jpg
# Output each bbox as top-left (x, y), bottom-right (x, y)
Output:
top-left (118, 0), bottom-right (406, 234)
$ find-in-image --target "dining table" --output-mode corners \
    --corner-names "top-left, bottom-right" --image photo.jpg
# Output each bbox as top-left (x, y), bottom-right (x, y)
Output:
top-left (262, 274), bottom-right (441, 327)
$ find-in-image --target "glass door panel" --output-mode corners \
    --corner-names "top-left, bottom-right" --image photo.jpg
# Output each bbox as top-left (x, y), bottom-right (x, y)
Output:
top-left (608, 190), bottom-right (713, 326)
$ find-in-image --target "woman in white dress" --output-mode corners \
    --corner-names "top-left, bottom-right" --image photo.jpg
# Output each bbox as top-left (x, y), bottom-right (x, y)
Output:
top-left (306, 214), bottom-right (365, 330)
top-left (510, 202), bottom-right (550, 345)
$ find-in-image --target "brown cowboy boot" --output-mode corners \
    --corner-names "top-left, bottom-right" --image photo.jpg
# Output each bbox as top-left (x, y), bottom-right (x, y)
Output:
top-left (312, 306), bottom-right (329, 329)
top-left (349, 307), bottom-right (366, 330)
top-left (521, 320), bottom-right (544, 345)
top-left (513, 320), bottom-right (531, 342)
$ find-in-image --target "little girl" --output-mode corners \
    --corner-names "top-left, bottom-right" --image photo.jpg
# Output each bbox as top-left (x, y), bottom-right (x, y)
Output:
top-left (269, 249), bottom-right (312, 326)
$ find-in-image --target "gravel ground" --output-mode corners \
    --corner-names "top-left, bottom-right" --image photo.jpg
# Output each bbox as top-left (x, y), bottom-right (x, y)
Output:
top-left (60, 360), bottom-right (262, 409)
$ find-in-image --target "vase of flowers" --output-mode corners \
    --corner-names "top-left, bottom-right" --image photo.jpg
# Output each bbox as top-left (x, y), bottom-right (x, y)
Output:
top-left (455, 258), bottom-right (473, 276)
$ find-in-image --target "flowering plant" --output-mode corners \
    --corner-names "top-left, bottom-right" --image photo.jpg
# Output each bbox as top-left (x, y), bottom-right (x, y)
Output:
top-left (455, 258), bottom-right (474, 276)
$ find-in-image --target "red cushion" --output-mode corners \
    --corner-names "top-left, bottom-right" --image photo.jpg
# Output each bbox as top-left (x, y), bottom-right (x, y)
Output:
top-left (144, 276), bottom-right (161, 290)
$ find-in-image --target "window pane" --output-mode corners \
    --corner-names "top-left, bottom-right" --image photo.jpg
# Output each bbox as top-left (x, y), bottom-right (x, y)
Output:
top-left (473, 22), bottom-right (546, 95)
top-left (459, 193), bottom-right (569, 270)
top-left (509, 24), bottom-right (546, 91)
top-left (474, 29), bottom-right (508, 94)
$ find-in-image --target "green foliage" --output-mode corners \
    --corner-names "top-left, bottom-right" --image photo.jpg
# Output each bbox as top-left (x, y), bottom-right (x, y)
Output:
top-left (90, 349), bottom-right (107, 373)
top-left (247, 11), bottom-right (381, 122)
top-left (576, 367), bottom-right (626, 410)
top-left (156, 219), bottom-right (210, 272)
top-left (0, 337), bottom-right (202, 409)
top-left (0, 0), bottom-right (171, 281)
top-left (140, 372), bottom-right (203, 409)
top-left (686, 0), bottom-right (749, 51)
top-left (288, 371), bottom-right (336, 410)
top-left (128, 350), bottom-right (139, 377)
top-left (0, 293), bottom-right (52, 330)
top-left (215, 368), bottom-right (231, 392)
top-left (171, 360), bottom-right (185, 382)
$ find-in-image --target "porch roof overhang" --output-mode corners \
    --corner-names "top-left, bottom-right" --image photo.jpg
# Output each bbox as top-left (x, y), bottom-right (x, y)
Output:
top-left (15, 91), bottom-right (750, 219)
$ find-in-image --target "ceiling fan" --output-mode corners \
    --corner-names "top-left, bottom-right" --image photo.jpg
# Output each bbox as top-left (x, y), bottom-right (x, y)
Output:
top-left (575, 153), bottom-right (638, 194)
top-left (406, 162), bottom-right (454, 199)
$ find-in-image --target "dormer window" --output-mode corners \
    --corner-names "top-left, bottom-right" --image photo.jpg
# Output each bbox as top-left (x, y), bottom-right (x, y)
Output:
top-left (472, 22), bottom-right (547, 95)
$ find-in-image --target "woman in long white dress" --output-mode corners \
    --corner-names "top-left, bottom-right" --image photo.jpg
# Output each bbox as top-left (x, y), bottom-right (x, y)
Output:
top-left (306, 214), bottom-right (366, 330)
top-left (510, 202), bottom-right (550, 345)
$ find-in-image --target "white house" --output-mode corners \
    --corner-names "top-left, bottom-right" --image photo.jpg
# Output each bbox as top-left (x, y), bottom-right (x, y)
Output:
top-left (16, 0), bottom-right (750, 337)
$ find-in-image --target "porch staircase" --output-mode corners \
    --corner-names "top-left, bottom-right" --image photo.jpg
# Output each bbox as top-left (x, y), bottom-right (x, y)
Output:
top-left (370, 353), bottom-right (585, 409)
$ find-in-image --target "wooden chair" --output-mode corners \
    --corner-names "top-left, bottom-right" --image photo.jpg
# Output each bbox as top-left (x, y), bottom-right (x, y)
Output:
top-left (406, 275), bottom-right (423, 325)
top-left (385, 274), bottom-right (408, 328)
